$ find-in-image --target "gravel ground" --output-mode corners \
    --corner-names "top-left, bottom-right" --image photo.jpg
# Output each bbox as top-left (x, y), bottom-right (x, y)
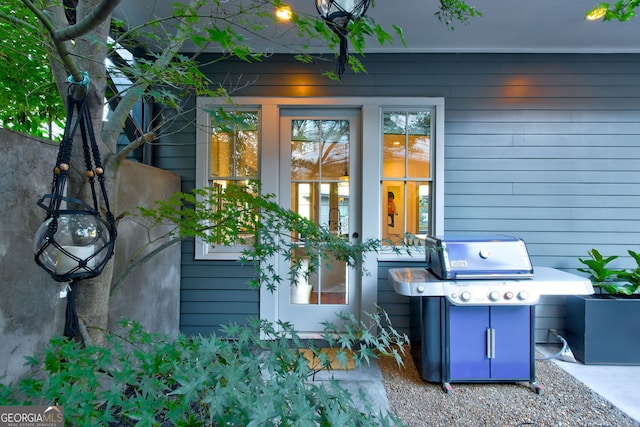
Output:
top-left (379, 347), bottom-right (640, 427)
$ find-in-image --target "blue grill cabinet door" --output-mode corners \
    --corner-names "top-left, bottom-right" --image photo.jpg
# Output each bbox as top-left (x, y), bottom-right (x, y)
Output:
top-left (449, 305), bottom-right (490, 379)
top-left (491, 306), bottom-right (531, 379)
top-left (448, 304), bottom-right (532, 381)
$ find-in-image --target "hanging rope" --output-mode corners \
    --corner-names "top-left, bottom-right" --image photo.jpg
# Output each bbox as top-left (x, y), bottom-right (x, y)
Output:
top-left (33, 73), bottom-right (117, 339)
top-left (64, 281), bottom-right (80, 338)
top-left (317, 0), bottom-right (371, 79)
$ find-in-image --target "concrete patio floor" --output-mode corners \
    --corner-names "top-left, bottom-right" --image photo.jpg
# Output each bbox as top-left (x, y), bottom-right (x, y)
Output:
top-left (537, 344), bottom-right (640, 424)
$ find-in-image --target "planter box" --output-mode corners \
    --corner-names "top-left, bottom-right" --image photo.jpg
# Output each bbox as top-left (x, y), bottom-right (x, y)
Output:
top-left (565, 295), bottom-right (640, 365)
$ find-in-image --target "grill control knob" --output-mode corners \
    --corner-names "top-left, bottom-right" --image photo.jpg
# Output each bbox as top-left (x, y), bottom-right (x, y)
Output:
top-left (488, 291), bottom-right (500, 302)
top-left (460, 291), bottom-right (471, 302)
top-left (517, 291), bottom-right (529, 301)
top-left (416, 285), bottom-right (425, 294)
top-left (504, 291), bottom-right (514, 300)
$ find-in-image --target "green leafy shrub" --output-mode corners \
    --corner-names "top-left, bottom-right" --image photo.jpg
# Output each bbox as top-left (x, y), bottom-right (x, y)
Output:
top-left (0, 313), bottom-right (408, 426)
top-left (122, 182), bottom-right (407, 295)
top-left (578, 248), bottom-right (640, 295)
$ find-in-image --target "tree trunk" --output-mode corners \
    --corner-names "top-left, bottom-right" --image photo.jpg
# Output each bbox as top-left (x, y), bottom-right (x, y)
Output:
top-left (47, 0), bottom-right (116, 346)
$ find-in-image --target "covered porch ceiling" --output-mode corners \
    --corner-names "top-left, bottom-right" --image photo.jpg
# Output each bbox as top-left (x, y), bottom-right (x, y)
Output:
top-left (114, 0), bottom-right (640, 54)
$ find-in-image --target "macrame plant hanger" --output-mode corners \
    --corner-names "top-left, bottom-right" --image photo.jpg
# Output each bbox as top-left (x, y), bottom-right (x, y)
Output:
top-left (33, 73), bottom-right (117, 339)
top-left (316, 0), bottom-right (371, 79)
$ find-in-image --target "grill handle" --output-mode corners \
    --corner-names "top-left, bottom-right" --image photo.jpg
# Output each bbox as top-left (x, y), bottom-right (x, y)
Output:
top-left (486, 328), bottom-right (496, 359)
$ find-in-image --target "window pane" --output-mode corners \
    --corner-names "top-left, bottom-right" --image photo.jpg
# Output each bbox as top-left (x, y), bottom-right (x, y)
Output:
top-left (290, 252), bottom-right (347, 305)
top-left (382, 112), bottom-right (406, 178)
top-left (235, 128), bottom-right (258, 178)
top-left (381, 110), bottom-right (433, 245)
top-left (209, 180), bottom-right (256, 246)
top-left (294, 182), bottom-right (313, 223)
top-left (210, 132), bottom-right (232, 177)
top-left (418, 183), bottom-right (430, 234)
top-left (210, 111), bottom-right (259, 179)
top-left (407, 134), bottom-right (430, 178)
top-left (407, 111), bottom-right (430, 136)
top-left (407, 112), bottom-right (431, 178)
top-left (319, 183), bottom-right (331, 229)
top-left (406, 182), bottom-right (429, 235)
top-left (382, 182), bottom-right (404, 244)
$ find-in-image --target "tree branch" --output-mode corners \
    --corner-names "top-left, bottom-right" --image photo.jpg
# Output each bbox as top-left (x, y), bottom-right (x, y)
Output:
top-left (102, 20), bottom-right (189, 153)
top-left (116, 130), bottom-right (158, 162)
top-left (21, 0), bottom-right (83, 82)
top-left (53, 0), bottom-right (122, 41)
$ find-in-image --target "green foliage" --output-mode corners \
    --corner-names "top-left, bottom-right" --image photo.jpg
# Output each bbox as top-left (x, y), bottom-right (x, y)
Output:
top-left (588, 0), bottom-right (640, 21)
top-left (0, 1), bottom-right (65, 138)
top-left (436, 0), bottom-right (483, 30)
top-left (0, 317), bottom-right (408, 426)
top-left (616, 250), bottom-right (640, 295)
top-left (578, 248), bottom-right (640, 295)
top-left (135, 182), bottom-right (405, 292)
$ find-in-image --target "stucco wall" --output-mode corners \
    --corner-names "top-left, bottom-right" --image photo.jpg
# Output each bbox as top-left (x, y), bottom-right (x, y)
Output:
top-left (109, 160), bottom-right (181, 335)
top-left (0, 130), bottom-right (66, 384)
top-left (0, 129), bottom-right (180, 384)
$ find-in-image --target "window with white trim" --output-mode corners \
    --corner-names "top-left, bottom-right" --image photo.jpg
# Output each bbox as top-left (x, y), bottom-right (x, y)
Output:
top-left (381, 109), bottom-right (434, 246)
top-left (195, 108), bottom-right (260, 259)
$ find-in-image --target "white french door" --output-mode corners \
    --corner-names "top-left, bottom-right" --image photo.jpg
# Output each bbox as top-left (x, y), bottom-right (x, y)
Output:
top-left (277, 109), bottom-right (362, 334)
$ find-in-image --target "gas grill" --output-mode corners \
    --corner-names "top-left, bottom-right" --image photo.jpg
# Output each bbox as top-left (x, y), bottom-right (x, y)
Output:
top-left (388, 234), bottom-right (593, 393)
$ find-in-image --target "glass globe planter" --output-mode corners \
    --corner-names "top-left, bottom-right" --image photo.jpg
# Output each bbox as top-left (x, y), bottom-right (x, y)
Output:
top-left (34, 212), bottom-right (114, 282)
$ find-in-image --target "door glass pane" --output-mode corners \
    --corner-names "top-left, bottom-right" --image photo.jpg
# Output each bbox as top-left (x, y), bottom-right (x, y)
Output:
top-left (321, 120), bottom-right (350, 180)
top-left (337, 182), bottom-right (349, 236)
top-left (291, 119), bottom-right (320, 180)
top-left (290, 119), bottom-right (349, 306)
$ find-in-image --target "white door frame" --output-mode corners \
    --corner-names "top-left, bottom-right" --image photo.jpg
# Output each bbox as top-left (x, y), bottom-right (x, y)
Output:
top-left (197, 96), bottom-right (445, 334)
top-left (277, 109), bottom-right (362, 334)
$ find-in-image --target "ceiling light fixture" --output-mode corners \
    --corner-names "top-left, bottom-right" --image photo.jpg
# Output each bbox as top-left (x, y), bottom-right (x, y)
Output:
top-left (316, 0), bottom-right (371, 79)
top-left (586, 6), bottom-right (607, 20)
top-left (275, 5), bottom-right (293, 22)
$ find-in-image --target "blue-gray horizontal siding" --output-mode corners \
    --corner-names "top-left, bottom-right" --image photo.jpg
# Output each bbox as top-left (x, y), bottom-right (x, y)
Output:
top-left (155, 102), bottom-right (261, 335)
top-left (155, 53), bottom-right (640, 342)
top-left (179, 240), bottom-right (259, 335)
top-left (377, 261), bottom-right (413, 338)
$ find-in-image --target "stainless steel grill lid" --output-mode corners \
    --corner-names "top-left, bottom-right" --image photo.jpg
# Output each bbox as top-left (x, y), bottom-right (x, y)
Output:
top-left (425, 234), bottom-right (533, 280)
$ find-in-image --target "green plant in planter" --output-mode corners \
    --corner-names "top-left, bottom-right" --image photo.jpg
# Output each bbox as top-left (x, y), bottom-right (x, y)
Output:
top-left (578, 248), bottom-right (640, 295)
top-left (617, 250), bottom-right (640, 295)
